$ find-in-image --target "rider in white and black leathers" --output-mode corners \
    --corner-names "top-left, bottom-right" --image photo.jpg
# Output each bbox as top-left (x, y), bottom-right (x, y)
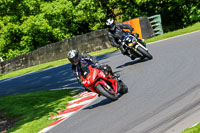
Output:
top-left (106, 18), bottom-right (146, 59)
top-left (67, 50), bottom-right (116, 91)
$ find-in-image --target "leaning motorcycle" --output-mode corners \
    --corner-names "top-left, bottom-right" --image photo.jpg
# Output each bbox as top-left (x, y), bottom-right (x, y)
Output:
top-left (81, 65), bottom-right (128, 101)
top-left (120, 32), bottom-right (153, 60)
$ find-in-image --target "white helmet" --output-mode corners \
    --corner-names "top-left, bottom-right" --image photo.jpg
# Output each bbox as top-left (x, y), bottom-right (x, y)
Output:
top-left (67, 49), bottom-right (79, 65)
top-left (106, 18), bottom-right (116, 31)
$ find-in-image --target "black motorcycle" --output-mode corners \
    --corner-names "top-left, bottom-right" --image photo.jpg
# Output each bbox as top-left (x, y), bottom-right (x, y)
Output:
top-left (120, 32), bottom-right (153, 60)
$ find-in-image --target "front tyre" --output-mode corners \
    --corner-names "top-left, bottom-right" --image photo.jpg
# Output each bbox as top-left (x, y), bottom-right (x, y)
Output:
top-left (137, 46), bottom-right (153, 60)
top-left (96, 84), bottom-right (118, 101)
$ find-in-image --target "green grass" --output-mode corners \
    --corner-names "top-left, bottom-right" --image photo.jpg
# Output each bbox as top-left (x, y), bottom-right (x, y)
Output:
top-left (0, 89), bottom-right (80, 133)
top-left (182, 123), bottom-right (200, 133)
top-left (145, 22), bottom-right (200, 44)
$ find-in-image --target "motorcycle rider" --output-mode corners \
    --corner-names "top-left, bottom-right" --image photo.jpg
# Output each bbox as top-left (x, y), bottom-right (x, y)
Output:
top-left (67, 49), bottom-right (118, 92)
top-left (106, 18), bottom-right (146, 60)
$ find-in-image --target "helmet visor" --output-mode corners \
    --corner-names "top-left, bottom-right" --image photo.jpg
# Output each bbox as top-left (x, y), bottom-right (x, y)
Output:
top-left (69, 54), bottom-right (79, 65)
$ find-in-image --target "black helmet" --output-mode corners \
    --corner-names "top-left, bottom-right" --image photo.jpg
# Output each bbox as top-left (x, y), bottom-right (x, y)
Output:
top-left (67, 49), bottom-right (79, 65)
top-left (106, 18), bottom-right (116, 31)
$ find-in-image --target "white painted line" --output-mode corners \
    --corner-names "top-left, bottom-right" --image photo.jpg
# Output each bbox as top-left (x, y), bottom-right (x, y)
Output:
top-left (67, 98), bottom-right (96, 108)
top-left (191, 122), bottom-right (199, 128)
top-left (49, 112), bottom-right (75, 120)
top-left (68, 97), bottom-right (85, 104)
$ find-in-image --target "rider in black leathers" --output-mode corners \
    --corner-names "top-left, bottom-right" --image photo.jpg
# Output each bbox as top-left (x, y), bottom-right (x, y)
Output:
top-left (106, 18), bottom-right (146, 60)
top-left (67, 49), bottom-right (116, 92)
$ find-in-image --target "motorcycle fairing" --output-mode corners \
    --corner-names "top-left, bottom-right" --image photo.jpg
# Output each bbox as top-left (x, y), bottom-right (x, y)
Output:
top-left (81, 65), bottom-right (118, 95)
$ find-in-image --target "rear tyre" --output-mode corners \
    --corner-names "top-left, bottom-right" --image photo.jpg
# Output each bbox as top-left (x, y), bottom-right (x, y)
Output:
top-left (118, 81), bottom-right (128, 94)
top-left (130, 55), bottom-right (136, 60)
top-left (137, 46), bottom-right (153, 60)
top-left (96, 84), bottom-right (118, 101)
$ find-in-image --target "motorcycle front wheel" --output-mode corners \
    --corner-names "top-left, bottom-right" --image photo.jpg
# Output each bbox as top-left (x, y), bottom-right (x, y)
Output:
top-left (137, 46), bottom-right (153, 60)
top-left (96, 84), bottom-right (118, 101)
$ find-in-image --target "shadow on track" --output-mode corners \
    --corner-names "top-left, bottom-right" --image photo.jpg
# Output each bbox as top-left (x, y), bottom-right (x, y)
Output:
top-left (95, 50), bottom-right (119, 61)
top-left (116, 58), bottom-right (149, 69)
top-left (84, 94), bottom-right (123, 110)
top-left (0, 63), bottom-right (81, 97)
top-left (84, 99), bottom-right (112, 110)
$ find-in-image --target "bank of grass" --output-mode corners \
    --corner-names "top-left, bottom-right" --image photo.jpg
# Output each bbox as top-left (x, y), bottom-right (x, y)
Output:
top-left (145, 22), bottom-right (200, 44)
top-left (182, 123), bottom-right (200, 133)
top-left (0, 89), bottom-right (80, 133)
top-left (0, 22), bottom-right (200, 81)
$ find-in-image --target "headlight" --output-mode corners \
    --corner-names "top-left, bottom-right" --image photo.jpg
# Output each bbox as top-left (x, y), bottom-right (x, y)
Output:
top-left (128, 43), bottom-right (133, 47)
top-left (132, 39), bottom-right (137, 45)
top-left (82, 81), bottom-right (86, 84)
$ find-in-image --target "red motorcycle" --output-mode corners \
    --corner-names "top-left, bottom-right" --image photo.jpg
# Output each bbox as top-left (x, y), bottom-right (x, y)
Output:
top-left (81, 65), bottom-right (128, 101)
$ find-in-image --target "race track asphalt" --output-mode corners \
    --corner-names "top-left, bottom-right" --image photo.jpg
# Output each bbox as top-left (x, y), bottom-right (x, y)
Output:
top-left (1, 31), bottom-right (200, 133)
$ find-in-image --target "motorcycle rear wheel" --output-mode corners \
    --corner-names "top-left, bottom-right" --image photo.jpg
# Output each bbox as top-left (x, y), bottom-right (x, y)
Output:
top-left (137, 46), bottom-right (153, 60)
top-left (96, 84), bottom-right (118, 101)
top-left (118, 81), bottom-right (128, 94)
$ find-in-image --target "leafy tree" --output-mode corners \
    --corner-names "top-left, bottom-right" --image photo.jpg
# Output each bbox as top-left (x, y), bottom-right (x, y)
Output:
top-left (190, 3), bottom-right (200, 22)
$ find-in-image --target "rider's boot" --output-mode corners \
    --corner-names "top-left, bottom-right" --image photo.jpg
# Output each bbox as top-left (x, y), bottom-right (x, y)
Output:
top-left (118, 80), bottom-right (128, 94)
top-left (112, 73), bottom-right (121, 83)
top-left (84, 87), bottom-right (92, 92)
top-left (129, 54), bottom-right (136, 60)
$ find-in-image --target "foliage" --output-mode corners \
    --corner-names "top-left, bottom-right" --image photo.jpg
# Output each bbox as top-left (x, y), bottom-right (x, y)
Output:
top-left (0, 0), bottom-right (199, 60)
top-left (0, 0), bottom-right (107, 60)
top-left (190, 5), bottom-right (200, 22)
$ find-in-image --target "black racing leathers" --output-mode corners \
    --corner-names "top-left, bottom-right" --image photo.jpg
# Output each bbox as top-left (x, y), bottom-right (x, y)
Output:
top-left (72, 53), bottom-right (98, 84)
top-left (107, 23), bottom-right (133, 49)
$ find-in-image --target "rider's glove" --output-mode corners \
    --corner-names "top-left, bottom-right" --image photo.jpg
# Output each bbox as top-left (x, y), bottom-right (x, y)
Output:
top-left (126, 31), bottom-right (131, 35)
top-left (133, 33), bottom-right (139, 38)
top-left (78, 78), bottom-right (82, 84)
top-left (95, 63), bottom-right (101, 68)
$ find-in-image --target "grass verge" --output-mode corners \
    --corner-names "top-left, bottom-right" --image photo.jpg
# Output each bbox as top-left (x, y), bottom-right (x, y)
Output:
top-left (0, 89), bottom-right (80, 133)
top-left (182, 123), bottom-right (200, 133)
top-left (145, 22), bottom-right (200, 43)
